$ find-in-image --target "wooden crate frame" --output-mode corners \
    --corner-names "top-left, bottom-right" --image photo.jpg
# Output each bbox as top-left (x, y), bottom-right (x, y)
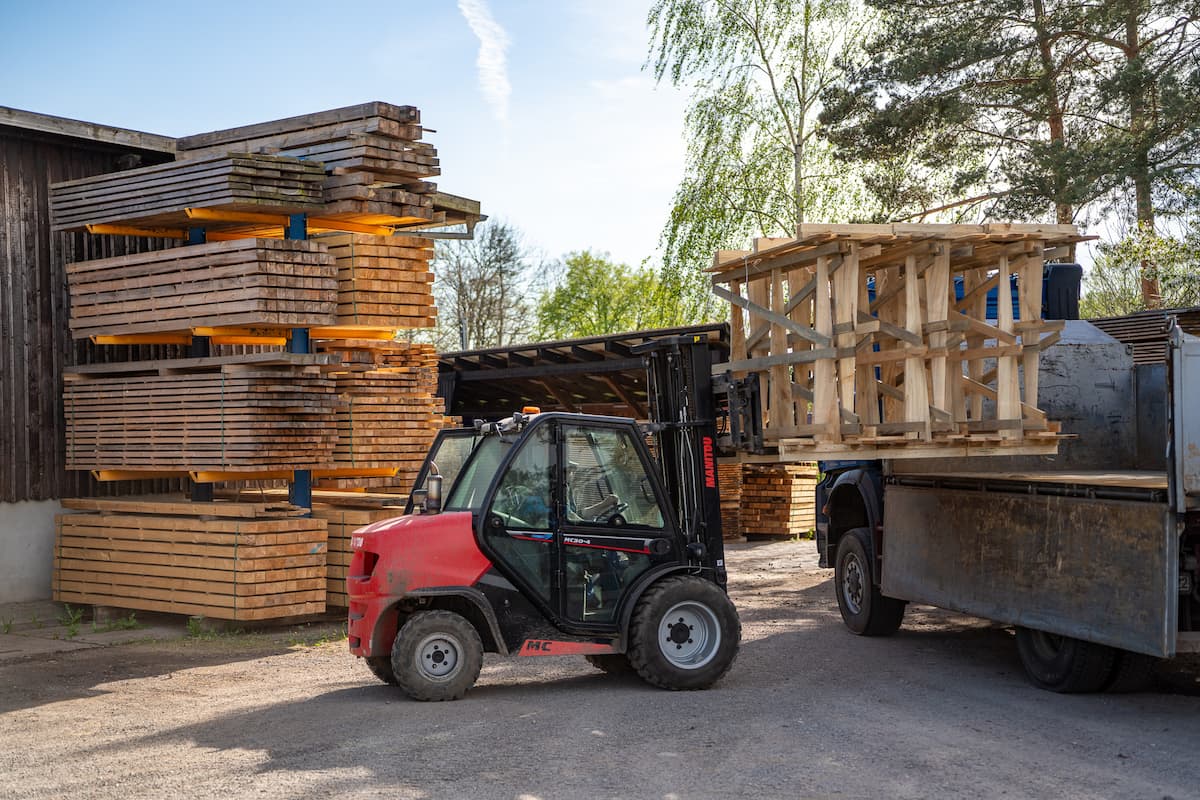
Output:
top-left (710, 223), bottom-right (1091, 459)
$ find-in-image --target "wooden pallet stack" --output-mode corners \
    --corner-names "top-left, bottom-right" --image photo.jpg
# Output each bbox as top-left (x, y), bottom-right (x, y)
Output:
top-left (53, 498), bottom-right (327, 621)
top-left (739, 464), bottom-right (820, 538)
top-left (712, 223), bottom-right (1090, 460)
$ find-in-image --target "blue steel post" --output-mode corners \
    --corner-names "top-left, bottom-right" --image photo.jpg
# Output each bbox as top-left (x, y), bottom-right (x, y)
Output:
top-left (286, 213), bottom-right (313, 511)
top-left (187, 227), bottom-right (214, 502)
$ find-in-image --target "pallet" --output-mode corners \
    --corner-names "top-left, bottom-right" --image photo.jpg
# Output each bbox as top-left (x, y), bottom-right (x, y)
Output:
top-left (66, 238), bottom-right (338, 338)
top-left (52, 497), bottom-right (328, 621)
top-left (713, 223), bottom-right (1091, 460)
top-left (49, 154), bottom-right (326, 232)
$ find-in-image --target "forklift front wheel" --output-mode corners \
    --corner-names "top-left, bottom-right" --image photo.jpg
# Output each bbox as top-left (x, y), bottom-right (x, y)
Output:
top-left (628, 576), bottom-right (741, 690)
top-left (391, 610), bottom-right (484, 701)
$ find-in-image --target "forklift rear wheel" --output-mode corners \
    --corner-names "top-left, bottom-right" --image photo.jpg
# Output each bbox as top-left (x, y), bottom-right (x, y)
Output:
top-left (585, 653), bottom-right (634, 675)
top-left (834, 527), bottom-right (906, 636)
top-left (1014, 627), bottom-right (1116, 693)
top-left (627, 575), bottom-right (741, 690)
top-left (391, 610), bottom-right (484, 701)
top-left (364, 655), bottom-right (398, 686)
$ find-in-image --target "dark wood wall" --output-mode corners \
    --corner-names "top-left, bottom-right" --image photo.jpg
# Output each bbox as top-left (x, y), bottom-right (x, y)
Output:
top-left (0, 126), bottom-right (179, 502)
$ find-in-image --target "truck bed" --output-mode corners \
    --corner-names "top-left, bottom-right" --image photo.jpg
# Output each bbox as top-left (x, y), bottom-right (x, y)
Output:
top-left (928, 470), bottom-right (1168, 491)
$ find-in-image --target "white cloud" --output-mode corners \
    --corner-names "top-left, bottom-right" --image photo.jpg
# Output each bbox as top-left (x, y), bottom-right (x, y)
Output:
top-left (457, 0), bottom-right (511, 127)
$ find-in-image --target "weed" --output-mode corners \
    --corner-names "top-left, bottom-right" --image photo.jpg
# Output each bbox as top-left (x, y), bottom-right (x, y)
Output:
top-left (186, 616), bottom-right (206, 638)
top-left (1, 618), bottom-right (12, 634)
top-left (58, 604), bottom-right (84, 638)
top-left (31, 613), bottom-right (43, 629)
top-left (92, 612), bottom-right (141, 633)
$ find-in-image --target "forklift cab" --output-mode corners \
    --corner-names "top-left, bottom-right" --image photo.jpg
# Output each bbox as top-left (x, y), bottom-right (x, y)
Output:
top-left (433, 411), bottom-right (679, 626)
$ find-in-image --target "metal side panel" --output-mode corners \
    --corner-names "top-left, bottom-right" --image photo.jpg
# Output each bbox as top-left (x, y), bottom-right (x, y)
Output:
top-left (1172, 331), bottom-right (1200, 509)
top-left (882, 486), bottom-right (1176, 657)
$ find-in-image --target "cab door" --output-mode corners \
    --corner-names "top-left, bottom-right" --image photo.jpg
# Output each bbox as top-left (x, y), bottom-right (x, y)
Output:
top-left (558, 423), bottom-right (673, 624)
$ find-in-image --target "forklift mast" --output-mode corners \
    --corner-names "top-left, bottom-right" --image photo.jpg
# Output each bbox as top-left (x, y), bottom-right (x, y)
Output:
top-left (637, 335), bottom-right (761, 586)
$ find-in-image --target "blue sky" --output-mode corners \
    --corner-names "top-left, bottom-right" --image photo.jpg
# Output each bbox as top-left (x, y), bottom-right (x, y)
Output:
top-left (0, 0), bottom-right (687, 268)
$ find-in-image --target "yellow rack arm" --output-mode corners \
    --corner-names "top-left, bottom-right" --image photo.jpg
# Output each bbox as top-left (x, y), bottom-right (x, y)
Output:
top-left (86, 224), bottom-right (186, 239)
top-left (91, 333), bottom-right (193, 345)
top-left (93, 470), bottom-right (188, 481)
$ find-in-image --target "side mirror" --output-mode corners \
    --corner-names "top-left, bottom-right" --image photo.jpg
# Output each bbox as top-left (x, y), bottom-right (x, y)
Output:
top-left (426, 474), bottom-right (444, 514)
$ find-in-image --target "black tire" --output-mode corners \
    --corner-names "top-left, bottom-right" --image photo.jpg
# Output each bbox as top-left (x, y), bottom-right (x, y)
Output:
top-left (834, 527), bottom-right (906, 636)
top-left (364, 655), bottom-right (398, 685)
top-left (1015, 627), bottom-right (1117, 693)
top-left (627, 575), bottom-right (741, 691)
top-left (1104, 649), bottom-right (1157, 694)
top-left (390, 610), bottom-right (484, 701)
top-left (585, 653), bottom-right (635, 675)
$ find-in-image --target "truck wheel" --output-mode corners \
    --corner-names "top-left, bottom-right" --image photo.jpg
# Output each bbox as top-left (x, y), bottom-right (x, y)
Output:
top-left (1015, 627), bottom-right (1116, 693)
top-left (585, 653), bottom-right (634, 675)
top-left (834, 527), bottom-right (906, 636)
top-left (1103, 650), bottom-right (1157, 693)
top-left (364, 655), bottom-right (398, 685)
top-left (627, 575), bottom-right (741, 690)
top-left (390, 610), bottom-right (483, 701)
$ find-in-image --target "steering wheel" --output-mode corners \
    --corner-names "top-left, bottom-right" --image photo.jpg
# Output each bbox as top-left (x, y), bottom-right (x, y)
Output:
top-left (500, 484), bottom-right (533, 514)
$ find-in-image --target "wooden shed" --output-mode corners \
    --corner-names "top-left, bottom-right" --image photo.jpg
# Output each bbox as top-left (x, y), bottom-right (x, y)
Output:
top-left (0, 106), bottom-right (177, 601)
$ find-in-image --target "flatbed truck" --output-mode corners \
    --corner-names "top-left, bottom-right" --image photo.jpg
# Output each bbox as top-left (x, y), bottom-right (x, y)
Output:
top-left (817, 320), bottom-right (1200, 691)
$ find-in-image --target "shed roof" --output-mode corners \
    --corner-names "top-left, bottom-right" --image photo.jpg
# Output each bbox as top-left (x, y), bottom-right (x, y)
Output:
top-left (0, 106), bottom-right (176, 154)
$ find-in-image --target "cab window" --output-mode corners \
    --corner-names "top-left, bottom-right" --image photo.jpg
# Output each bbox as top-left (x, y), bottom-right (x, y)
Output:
top-left (564, 425), bottom-right (664, 529)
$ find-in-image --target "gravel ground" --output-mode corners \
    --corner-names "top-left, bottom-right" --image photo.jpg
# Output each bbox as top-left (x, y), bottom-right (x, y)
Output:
top-left (1, 539), bottom-right (1198, 800)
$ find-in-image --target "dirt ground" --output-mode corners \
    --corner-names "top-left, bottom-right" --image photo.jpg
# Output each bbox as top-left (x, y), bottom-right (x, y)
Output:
top-left (2, 539), bottom-right (1199, 800)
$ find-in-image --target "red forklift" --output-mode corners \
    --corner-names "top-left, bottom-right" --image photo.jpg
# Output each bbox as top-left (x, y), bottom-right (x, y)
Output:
top-left (346, 336), bottom-right (761, 700)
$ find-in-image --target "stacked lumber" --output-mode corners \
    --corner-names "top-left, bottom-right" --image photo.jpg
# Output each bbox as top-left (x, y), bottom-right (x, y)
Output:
top-left (63, 354), bottom-right (341, 472)
top-left (739, 464), bottom-right (819, 538)
top-left (717, 461), bottom-right (743, 540)
top-left (713, 223), bottom-right (1092, 460)
top-left (311, 498), bottom-right (406, 608)
top-left (65, 239), bottom-right (338, 338)
top-left (319, 233), bottom-right (436, 328)
top-left (52, 497), bottom-right (328, 621)
top-left (175, 102), bottom-right (454, 232)
top-left (1089, 307), bottom-right (1200, 365)
top-left (323, 343), bottom-right (444, 492)
top-left (49, 154), bottom-right (326, 232)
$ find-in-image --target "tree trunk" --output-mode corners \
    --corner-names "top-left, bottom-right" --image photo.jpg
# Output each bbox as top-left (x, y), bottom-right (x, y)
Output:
top-left (1126, 6), bottom-right (1160, 308)
top-left (1033, 0), bottom-right (1075, 260)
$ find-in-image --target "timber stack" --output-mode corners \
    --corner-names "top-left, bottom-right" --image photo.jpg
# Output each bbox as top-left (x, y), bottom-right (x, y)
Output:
top-left (48, 102), bottom-right (481, 619)
top-left (712, 223), bottom-right (1090, 460)
top-left (738, 464), bottom-right (819, 539)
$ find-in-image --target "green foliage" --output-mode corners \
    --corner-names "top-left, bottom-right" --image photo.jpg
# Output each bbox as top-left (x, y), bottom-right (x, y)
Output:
top-left (58, 604), bottom-right (83, 638)
top-left (536, 251), bottom-right (711, 340)
top-left (822, 0), bottom-right (1200, 237)
top-left (93, 612), bottom-right (141, 633)
top-left (1081, 228), bottom-right (1200, 318)
top-left (1, 618), bottom-right (12, 634)
top-left (647, 0), bottom-right (888, 297)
